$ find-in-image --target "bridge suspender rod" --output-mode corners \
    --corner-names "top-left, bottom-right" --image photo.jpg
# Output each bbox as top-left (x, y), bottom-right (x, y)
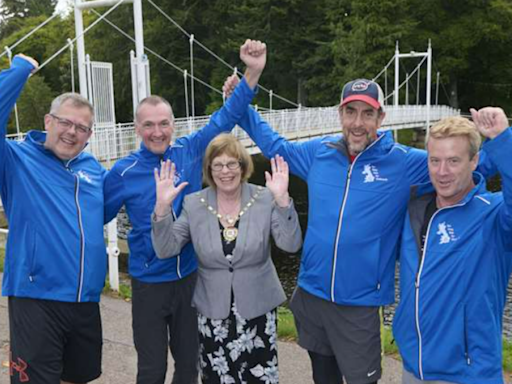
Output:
top-left (68, 39), bottom-right (76, 93)
top-left (190, 34), bottom-right (195, 118)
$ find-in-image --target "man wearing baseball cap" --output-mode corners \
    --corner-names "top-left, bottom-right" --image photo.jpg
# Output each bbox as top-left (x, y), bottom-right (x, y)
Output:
top-left (222, 74), bottom-right (495, 383)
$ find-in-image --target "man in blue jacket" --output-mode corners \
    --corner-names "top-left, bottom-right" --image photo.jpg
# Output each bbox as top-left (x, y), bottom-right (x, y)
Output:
top-left (1, 55), bottom-right (107, 384)
top-left (221, 75), bottom-right (434, 383)
top-left (393, 109), bottom-right (512, 384)
top-left (103, 39), bottom-right (267, 384)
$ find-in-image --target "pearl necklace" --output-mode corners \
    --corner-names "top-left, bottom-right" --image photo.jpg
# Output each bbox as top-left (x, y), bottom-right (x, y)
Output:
top-left (198, 186), bottom-right (263, 243)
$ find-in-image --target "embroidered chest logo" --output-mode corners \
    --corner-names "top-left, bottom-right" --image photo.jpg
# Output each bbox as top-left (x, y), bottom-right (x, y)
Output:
top-left (362, 164), bottom-right (388, 183)
top-left (436, 222), bottom-right (458, 244)
top-left (77, 170), bottom-right (95, 184)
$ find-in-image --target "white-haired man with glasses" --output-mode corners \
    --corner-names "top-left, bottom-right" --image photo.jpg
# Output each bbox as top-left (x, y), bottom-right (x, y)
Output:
top-left (1, 55), bottom-right (107, 384)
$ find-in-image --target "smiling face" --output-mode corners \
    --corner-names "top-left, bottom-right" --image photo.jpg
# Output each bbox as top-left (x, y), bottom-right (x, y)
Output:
top-left (44, 100), bottom-right (93, 160)
top-left (427, 136), bottom-right (479, 208)
top-left (210, 153), bottom-right (243, 195)
top-left (339, 101), bottom-right (385, 156)
top-left (135, 102), bottom-right (174, 155)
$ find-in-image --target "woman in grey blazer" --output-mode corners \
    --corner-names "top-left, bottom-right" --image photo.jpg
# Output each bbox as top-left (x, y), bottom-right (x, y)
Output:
top-left (152, 133), bottom-right (302, 383)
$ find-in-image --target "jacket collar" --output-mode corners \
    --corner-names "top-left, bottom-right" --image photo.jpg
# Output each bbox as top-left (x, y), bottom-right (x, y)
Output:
top-left (138, 141), bottom-right (184, 163)
top-left (327, 130), bottom-right (395, 159)
top-left (25, 130), bottom-right (88, 166)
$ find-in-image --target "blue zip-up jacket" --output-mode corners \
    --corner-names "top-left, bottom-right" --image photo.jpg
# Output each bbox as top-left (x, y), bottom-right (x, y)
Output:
top-left (104, 78), bottom-right (256, 283)
top-left (393, 129), bottom-right (512, 384)
top-left (238, 107), bottom-right (430, 305)
top-left (1, 57), bottom-right (107, 303)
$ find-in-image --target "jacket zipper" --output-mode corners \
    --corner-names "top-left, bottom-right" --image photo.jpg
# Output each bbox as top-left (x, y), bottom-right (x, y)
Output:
top-left (414, 202), bottom-right (465, 379)
top-left (330, 135), bottom-right (384, 302)
top-left (330, 163), bottom-right (353, 301)
top-left (65, 155), bottom-right (86, 303)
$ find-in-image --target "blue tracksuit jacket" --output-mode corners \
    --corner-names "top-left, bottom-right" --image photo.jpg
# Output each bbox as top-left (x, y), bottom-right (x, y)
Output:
top-left (1, 56), bottom-right (107, 303)
top-left (393, 128), bottom-right (512, 384)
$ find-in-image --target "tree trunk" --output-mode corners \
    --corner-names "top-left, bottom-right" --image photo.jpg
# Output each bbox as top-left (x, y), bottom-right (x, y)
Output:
top-left (449, 77), bottom-right (459, 109)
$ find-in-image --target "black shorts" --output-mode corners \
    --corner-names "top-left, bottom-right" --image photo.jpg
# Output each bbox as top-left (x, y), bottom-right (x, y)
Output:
top-left (8, 297), bottom-right (102, 384)
top-left (290, 287), bottom-right (382, 384)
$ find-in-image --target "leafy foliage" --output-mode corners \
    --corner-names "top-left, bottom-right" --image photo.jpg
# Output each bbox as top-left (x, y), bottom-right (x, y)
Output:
top-left (1, 0), bottom-right (512, 129)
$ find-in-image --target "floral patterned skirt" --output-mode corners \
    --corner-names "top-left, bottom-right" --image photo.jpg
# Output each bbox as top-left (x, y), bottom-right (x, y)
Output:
top-left (198, 301), bottom-right (279, 384)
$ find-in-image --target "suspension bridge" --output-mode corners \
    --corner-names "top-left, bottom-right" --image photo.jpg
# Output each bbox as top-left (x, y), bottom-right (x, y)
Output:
top-left (1, 0), bottom-right (461, 289)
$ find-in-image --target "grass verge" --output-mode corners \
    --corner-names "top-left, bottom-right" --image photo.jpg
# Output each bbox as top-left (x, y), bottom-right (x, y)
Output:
top-left (504, 339), bottom-right (512, 372)
top-left (381, 325), bottom-right (399, 358)
top-left (103, 279), bottom-right (132, 301)
top-left (277, 306), bottom-right (297, 341)
top-left (0, 247), bottom-right (4, 273)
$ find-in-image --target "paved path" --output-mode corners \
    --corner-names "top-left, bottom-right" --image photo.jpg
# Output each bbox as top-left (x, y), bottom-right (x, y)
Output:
top-left (0, 274), bottom-right (404, 383)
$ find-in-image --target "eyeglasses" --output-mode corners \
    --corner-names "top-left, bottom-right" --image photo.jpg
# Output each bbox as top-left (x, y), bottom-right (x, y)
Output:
top-left (210, 161), bottom-right (241, 172)
top-left (50, 114), bottom-right (92, 134)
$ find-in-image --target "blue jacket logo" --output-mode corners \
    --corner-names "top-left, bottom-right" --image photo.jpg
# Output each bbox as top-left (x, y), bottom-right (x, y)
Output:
top-left (77, 170), bottom-right (94, 185)
top-left (436, 222), bottom-right (458, 244)
top-left (362, 164), bottom-right (388, 183)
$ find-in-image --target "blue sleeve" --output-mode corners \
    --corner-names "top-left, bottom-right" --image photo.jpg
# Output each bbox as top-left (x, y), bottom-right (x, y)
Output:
top-left (186, 77), bottom-right (256, 157)
top-left (0, 56), bottom-right (34, 186)
top-left (405, 147), bottom-right (429, 185)
top-left (237, 106), bottom-right (322, 180)
top-left (473, 131), bottom-right (512, 178)
top-left (483, 128), bottom-right (512, 249)
top-left (104, 166), bottom-right (126, 224)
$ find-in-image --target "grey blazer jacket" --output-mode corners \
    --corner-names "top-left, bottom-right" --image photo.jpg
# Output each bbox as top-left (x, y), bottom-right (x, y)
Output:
top-left (152, 183), bottom-right (302, 320)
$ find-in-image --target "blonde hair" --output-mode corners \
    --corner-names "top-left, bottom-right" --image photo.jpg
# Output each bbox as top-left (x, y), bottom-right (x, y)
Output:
top-left (426, 116), bottom-right (481, 159)
top-left (203, 133), bottom-right (254, 188)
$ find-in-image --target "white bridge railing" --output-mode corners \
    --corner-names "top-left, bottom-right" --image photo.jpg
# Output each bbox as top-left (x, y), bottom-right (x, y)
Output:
top-left (6, 104), bottom-right (459, 163)
top-left (87, 104), bottom-right (461, 162)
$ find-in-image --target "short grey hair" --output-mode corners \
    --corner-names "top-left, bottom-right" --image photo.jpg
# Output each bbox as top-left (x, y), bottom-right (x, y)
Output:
top-left (50, 93), bottom-right (94, 117)
top-left (135, 95), bottom-right (174, 123)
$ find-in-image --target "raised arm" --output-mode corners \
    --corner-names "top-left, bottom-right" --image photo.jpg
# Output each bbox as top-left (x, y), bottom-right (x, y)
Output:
top-left (185, 40), bottom-right (266, 155)
top-left (472, 107), bottom-right (512, 246)
top-left (223, 75), bottom-right (323, 180)
top-left (0, 54), bottom-right (38, 185)
top-left (266, 155), bottom-right (302, 253)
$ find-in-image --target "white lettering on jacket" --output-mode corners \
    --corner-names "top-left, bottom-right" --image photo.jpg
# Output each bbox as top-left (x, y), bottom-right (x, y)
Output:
top-left (362, 164), bottom-right (388, 183)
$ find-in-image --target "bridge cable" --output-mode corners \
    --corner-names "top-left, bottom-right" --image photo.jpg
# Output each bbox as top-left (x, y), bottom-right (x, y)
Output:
top-left (0, 12), bottom-right (60, 60)
top-left (33, 0), bottom-right (126, 74)
top-left (146, 0), bottom-right (299, 108)
top-left (90, 9), bottom-right (223, 96)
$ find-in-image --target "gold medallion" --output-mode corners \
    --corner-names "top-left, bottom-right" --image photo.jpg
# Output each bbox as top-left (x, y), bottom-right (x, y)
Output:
top-left (223, 226), bottom-right (238, 242)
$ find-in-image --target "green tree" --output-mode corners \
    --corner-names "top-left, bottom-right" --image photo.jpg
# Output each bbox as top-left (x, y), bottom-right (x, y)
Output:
top-left (6, 74), bottom-right (56, 134)
top-left (407, 0), bottom-right (512, 112)
top-left (0, 0), bottom-right (57, 39)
